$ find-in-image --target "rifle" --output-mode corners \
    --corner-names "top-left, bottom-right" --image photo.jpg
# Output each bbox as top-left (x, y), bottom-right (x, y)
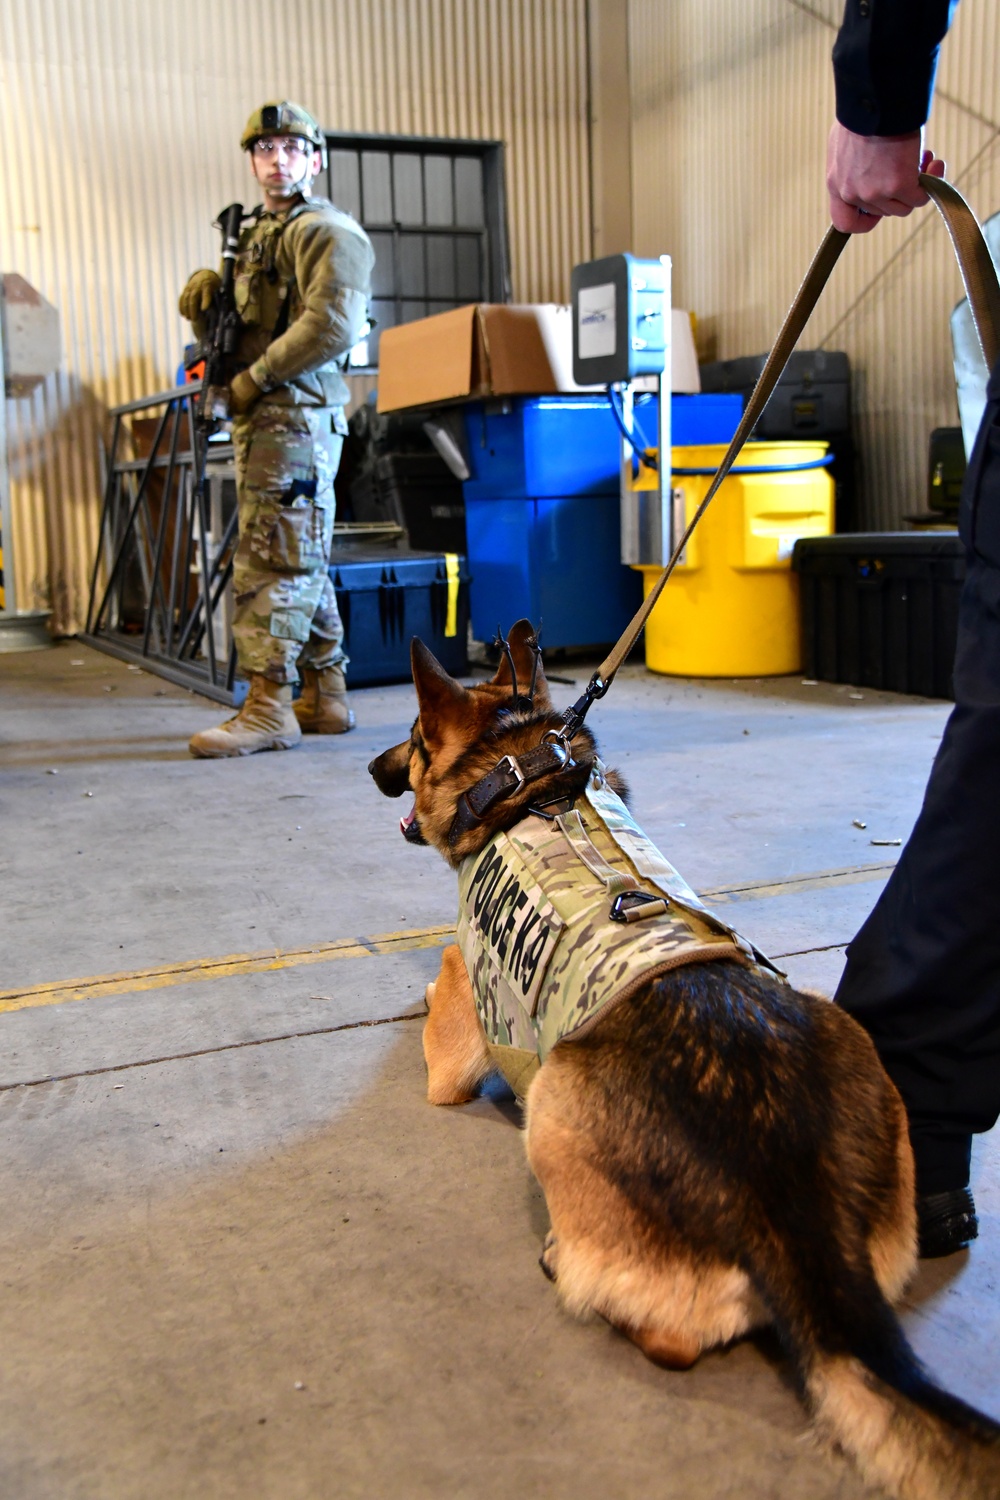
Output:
top-left (179, 202), bottom-right (245, 680)
top-left (191, 202), bottom-right (245, 435)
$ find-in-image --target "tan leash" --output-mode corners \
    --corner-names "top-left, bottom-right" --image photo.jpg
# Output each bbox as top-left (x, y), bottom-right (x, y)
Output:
top-left (557, 174), bottom-right (1000, 738)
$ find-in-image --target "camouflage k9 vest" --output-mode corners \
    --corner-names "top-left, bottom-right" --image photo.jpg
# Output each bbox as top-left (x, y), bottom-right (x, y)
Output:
top-left (456, 764), bottom-right (769, 1097)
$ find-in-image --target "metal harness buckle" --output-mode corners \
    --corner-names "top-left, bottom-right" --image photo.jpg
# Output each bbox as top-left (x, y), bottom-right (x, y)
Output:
top-left (496, 754), bottom-right (525, 787)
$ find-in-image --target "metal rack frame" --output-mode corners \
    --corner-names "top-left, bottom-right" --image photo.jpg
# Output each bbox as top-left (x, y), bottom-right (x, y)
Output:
top-left (80, 381), bottom-right (241, 704)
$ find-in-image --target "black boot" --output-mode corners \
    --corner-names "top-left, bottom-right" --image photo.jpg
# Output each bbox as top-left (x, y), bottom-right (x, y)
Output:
top-left (917, 1187), bottom-right (979, 1257)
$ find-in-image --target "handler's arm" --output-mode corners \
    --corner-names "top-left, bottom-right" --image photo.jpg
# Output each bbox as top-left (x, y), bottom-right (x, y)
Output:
top-left (827, 0), bottom-right (955, 233)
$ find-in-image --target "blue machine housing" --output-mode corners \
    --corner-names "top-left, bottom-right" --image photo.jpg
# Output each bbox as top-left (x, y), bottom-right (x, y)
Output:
top-left (571, 253), bottom-right (668, 385)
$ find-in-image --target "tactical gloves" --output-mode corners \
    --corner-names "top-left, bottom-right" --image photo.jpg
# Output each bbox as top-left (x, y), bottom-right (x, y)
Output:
top-left (178, 269), bottom-right (222, 322)
top-left (229, 369), bottom-right (263, 415)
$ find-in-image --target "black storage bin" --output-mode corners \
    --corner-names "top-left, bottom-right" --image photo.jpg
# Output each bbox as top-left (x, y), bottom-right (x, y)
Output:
top-left (349, 451), bottom-right (466, 552)
top-left (793, 532), bottom-right (966, 700)
top-left (701, 349), bottom-right (856, 528)
top-left (330, 546), bottom-right (470, 686)
top-left (347, 462), bottom-right (404, 530)
top-left (371, 452), bottom-right (467, 553)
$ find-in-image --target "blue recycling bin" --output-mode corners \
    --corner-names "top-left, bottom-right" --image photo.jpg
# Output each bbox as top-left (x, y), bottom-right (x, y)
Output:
top-left (464, 492), bottom-right (643, 648)
top-left (461, 393), bottom-right (743, 496)
top-left (460, 393), bottom-right (743, 647)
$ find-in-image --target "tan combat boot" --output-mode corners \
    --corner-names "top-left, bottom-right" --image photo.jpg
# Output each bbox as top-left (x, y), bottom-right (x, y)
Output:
top-left (294, 665), bottom-right (356, 734)
top-left (188, 674), bottom-right (302, 758)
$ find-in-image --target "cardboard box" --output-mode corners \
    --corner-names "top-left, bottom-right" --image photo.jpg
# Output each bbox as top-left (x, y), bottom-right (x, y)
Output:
top-left (376, 304), bottom-right (597, 413)
top-left (671, 310), bottom-right (700, 394)
top-left (377, 302), bottom-right (701, 414)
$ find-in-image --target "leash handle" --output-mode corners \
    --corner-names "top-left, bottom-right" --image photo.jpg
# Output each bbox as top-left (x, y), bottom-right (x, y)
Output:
top-left (921, 173), bottom-right (1000, 368)
top-left (578, 172), bottom-right (1000, 711)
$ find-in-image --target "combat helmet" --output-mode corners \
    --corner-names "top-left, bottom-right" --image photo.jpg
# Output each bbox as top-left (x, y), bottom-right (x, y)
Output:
top-left (240, 101), bottom-right (327, 167)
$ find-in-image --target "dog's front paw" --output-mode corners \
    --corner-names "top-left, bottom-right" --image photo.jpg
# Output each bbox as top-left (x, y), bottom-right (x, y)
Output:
top-left (424, 979), bottom-right (436, 1010)
top-left (539, 1231), bottom-right (559, 1283)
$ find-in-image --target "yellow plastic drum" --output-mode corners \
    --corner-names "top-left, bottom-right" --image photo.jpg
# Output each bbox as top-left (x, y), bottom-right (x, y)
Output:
top-left (635, 441), bottom-right (834, 677)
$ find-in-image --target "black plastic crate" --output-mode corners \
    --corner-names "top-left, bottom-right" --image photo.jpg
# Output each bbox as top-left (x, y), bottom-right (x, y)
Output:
top-left (347, 463), bottom-right (403, 530)
top-left (350, 452), bottom-right (466, 553)
top-left (792, 532), bottom-right (965, 700)
top-left (329, 545), bottom-right (470, 686)
top-left (376, 453), bottom-right (467, 553)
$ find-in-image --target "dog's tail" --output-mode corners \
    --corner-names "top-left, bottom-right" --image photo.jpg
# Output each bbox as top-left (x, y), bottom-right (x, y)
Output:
top-left (783, 1266), bottom-right (1000, 1499)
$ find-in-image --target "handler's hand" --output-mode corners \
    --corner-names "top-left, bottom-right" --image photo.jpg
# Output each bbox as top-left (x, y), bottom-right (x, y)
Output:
top-left (228, 369), bottom-right (262, 416)
top-left (826, 124), bottom-right (946, 233)
top-left (178, 269), bottom-right (222, 322)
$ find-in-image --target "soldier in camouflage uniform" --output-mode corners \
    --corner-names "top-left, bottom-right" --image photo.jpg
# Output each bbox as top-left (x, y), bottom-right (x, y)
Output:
top-left (179, 101), bottom-right (375, 757)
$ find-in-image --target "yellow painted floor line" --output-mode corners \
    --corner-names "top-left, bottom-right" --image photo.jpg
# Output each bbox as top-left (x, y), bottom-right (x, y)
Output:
top-left (0, 925), bottom-right (455, 1016)
top-left (0, 859), bottom-right (898, 1018)
top-left (702, 860), bottom-right (897, 905)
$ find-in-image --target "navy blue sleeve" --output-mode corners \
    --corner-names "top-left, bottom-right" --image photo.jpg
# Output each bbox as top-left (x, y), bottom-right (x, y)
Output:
top-left (833, 0), bottom-right (957, 135)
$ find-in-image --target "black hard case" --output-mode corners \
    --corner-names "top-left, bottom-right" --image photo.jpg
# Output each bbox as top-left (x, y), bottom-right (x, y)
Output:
top-left (699, 350), bottom-right (850, 436)
top-left (792, 532), bottom-right (966, 700)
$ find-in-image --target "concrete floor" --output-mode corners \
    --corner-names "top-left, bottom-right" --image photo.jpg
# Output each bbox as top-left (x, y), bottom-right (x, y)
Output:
top-left (1, 640), bottom-right (997, 1500)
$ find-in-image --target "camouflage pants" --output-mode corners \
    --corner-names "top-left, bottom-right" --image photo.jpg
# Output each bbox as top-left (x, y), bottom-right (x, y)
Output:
top-left (231, 402), bottom-right (348, 685)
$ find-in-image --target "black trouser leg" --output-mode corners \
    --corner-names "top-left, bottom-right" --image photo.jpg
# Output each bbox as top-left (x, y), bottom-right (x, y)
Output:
top-left (836, 356), bottom-right (1000, 1194)
top-left (834, 697), bottom-right (1000, 1192)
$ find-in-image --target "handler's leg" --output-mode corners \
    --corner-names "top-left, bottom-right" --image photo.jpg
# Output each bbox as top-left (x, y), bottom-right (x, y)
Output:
top-left (833, 363), bottom-right (1000, 1254)
top-left (836, 364), bottom-right (1000, 1253)
top-left (835, 699), bottom-right (1000, 1210)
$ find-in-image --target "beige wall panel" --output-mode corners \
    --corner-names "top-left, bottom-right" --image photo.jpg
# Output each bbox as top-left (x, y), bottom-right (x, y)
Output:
top-left (629, 0), bottom-right (999, 532)
top-left (1, 0), bottom-right (591, 634)
top-left (588, 0), bottom-right (634, 257)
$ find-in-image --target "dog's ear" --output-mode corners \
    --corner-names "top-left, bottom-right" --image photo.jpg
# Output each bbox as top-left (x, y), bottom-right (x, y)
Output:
top-left (411, 636), bottom-right (470, 747)
top-left (505, 618), bottom-right (551, 708)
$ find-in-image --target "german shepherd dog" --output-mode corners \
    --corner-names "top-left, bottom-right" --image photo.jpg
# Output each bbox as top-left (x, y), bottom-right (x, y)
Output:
top-left (369, 620), bottom-right (1000, 1500)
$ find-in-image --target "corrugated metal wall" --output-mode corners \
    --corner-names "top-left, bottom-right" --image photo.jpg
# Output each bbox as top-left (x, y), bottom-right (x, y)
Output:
top-left (0, 0), bottom-right (591, 634)
top-left (629, 0), bottom-right (1000, 530)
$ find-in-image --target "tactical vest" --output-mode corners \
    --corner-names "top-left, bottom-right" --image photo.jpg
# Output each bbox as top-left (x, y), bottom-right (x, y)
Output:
top-left (455, 765), bottom-right (772, 1097)
top-left (235, 204), bottom-right (300, 333)
top-left (233, 197), bottom-right (357, 408)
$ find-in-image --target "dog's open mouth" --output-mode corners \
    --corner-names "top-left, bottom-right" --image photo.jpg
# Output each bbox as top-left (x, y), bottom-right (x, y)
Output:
top-left (401, 802), bottom-right (427, 845)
